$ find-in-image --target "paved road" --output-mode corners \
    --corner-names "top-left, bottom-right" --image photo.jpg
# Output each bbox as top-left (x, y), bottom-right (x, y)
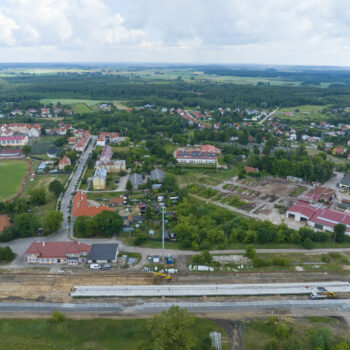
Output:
top-left (2, 299), bottom-right (350, 315)
top-left (259, 108), bottom-right (279, 125)
top-left (56, 135), bottom-right (97, 240)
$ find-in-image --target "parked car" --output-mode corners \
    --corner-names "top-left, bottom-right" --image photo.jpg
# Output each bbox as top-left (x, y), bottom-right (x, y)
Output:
top-left (102, 263), bottom-right (111, 270)
top-left (89, 263), bottom-right (101, 270)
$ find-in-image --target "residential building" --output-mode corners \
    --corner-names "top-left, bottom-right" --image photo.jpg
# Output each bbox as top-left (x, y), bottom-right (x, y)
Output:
top-left (150, 169), bottom-right (166, 182)
top-left (72, 191), bottom-right (114, 217)
top-left (58, 155), bottom-right (71, 170)
top-left (174, 145), bottom-right (218, 165)
top-left (0, 214), bottom-right (10, 232)
top-left (129, 173), bottom-right (144, 189)
top-left (26, 241), bottom-right (91, 265)
top-left (72, 130), bottom-right (91, 152)
top-left (333, 147), bottom-right (346, 155)
top-left (339, 174), bottom-right (350, 188)
top-left (100, 145), bottom-right (113, 162)
top-left (93, 167), bottom-right (107, 190)
top-left (47, 145), bottom-right (58, 158)
top-left (109, 197), bottom-right (125, 206)
top-left (87, 244), bottom-right (119, 263)
top-left (96, 137), bottom-right (105, 147)
top-left (244, 166), bottom-right (259, 174)
top-left (0, 135), bottom-right (28, 147)
top-left (98, 132), bottom-right (120, 144)
top-left (95, 160), bottom-right (126, 173)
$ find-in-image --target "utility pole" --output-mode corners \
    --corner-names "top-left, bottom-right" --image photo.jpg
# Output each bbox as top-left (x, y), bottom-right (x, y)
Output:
top-left (161, 204), bottom-right (166, 263)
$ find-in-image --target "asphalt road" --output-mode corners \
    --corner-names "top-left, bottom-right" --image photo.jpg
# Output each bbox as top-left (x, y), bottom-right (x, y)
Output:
top-left (57, 135), bottom-right (97, 240)
top-left (2, 299), bottom-right (350, 315)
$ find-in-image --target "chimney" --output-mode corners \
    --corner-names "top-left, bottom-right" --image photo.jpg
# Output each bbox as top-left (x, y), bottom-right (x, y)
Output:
top-left (42, 242), bottom-right (45, 247)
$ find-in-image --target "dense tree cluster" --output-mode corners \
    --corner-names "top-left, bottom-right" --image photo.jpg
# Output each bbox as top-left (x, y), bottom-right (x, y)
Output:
top-left (246, 146), bottom-right (334, 182)
top-left (74, 210), bottom-right (123, 238)
top-left (174, 199), bottom-right (330, 250)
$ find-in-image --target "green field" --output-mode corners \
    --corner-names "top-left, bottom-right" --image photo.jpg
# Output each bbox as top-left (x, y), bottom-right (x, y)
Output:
top-left (40, 98), bottom-right (129, 111)
top-left (0, 160), bottom-right (29, 201)
top-left (0, 317), bottom-right (228, 350)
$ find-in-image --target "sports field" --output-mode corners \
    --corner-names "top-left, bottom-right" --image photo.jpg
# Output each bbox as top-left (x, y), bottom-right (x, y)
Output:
top-left (0, 160), bottom-right (29, 201)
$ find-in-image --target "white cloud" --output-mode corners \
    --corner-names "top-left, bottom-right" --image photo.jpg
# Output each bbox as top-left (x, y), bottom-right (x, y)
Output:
top-left (1, 0), bottom-right (350, 65)
top-left (0, 10), bottom-right (18, 46)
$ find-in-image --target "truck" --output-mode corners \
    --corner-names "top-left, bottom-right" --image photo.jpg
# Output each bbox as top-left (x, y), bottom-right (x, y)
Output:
top-left (310, 287), bottom-right (337, 299)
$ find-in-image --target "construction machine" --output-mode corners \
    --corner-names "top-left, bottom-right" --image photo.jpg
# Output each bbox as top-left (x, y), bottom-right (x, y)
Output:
top-left (310, 287), bottom-right (337, 299)
top-left (153, 272), bottom-right (171, 283)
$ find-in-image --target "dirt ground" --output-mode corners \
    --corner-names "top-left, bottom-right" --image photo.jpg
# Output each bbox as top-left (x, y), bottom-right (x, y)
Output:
top-left (0, 270), bottom-right (349, 303)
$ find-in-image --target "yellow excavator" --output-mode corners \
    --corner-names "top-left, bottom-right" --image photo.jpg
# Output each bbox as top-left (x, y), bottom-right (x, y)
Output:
top-left (310, 287), bottom-right (337, 299)
top-left (153, 272), bottom-right (171, 283)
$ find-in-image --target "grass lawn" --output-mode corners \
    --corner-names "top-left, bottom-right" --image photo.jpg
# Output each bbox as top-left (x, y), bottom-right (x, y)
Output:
top-left (0, 160), bottom-right (29, 201)
top-left (279, 104), bottom-right (327, 113)
top-left (244, 316), bottom-right (349, 350)
top-left (0, 317), bottom-right (228, 350)
top-left (22, 173), bottom-right (68, 225)
top-left (71, 103), bottom-right (91, 113)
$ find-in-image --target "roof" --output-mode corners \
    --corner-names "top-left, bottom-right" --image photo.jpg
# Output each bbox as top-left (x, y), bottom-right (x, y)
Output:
top-left (305, 186), bottom-right (335, 201)
top-left (109, 197), bottom-right (124, 205)
top-left (93, 167), bottom-right (107, 180)
top-left (130, 173), bottom-right (143, 189)
top-left (244, 166), bottom-right (259, 174)
top-left (0, 135), bottom-right (27, 141)
top-left (87, 244), bottom-right (118, 261)
top-left (341, 174), bottom-right (350, 186)
top-left (175, 149), bottom-right (217, 160)
top-left (0, 215), bottom-right (10, 232)
top-left (26, 241), bottom-right (91, 258)
top-left (150, 169), bottom-right (165, 182)
top-left (287, 200), bottom-right (319, 219)
top-left (288, 200), bottom-right (350, 232)
top-left (59, 155), bottom-right (71, 166)
top-left (100, 145), bottom-right (113, 161)
top-left (73, 191), bottom-right (114, 217)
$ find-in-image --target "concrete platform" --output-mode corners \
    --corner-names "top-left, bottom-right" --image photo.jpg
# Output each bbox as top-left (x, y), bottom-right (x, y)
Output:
top-left (71, 281), bottom-right (350, 298)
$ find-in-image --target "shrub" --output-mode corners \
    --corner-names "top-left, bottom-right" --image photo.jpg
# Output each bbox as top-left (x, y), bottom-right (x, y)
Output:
top-left (134, 234), bottom-right (148, 246)
top-left (246, 246), bottom-right (256, 259)
top-left (322, 255), bottom-right (331, 263)
top-left (52, 311), bottom-right (65, 322)
top-left (272, 257), bottom-right (290, 267)
top-left (253, 257), bottom-right (271, 268)
top-left (302, 238), bottom-right (314, 249)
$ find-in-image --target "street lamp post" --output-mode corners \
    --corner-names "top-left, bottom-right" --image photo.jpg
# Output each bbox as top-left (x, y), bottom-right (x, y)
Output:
top-left (161, 204), bottom-right (166, 263)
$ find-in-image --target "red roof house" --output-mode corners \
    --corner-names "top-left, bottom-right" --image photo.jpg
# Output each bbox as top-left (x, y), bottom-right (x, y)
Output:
top-left (73, 191), bottom-right (114, 217)
top-left (0, 215), bottom-right (10, 232)
top-left (26, 241), bottom-right (91, 264)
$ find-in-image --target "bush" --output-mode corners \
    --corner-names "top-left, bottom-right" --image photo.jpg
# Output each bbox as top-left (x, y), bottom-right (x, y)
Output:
top-left (51, 311), bottom-right (65, 322)
top-left (329, 252), bottom-right (341, 259)
top-left (253, 257), bottom-right (271, 268)
top-left (302, 238), bottom-right (314, 249)
top-left (272, 257), bottom-right (290, 267)
top-left (322, 255), bottom-right (331, 263)
top-left (246, 246), bottom-right (256, 259)
top-left (264, 338), bottom-right (278, 350)
top-left (275, 322), bottom-right (291, 338)
top-left (134, 234), bottom-right (148, 246)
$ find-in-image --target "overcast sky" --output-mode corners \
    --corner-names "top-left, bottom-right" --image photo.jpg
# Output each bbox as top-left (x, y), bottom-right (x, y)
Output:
top-left (1, 0), bottom-right (350, 66)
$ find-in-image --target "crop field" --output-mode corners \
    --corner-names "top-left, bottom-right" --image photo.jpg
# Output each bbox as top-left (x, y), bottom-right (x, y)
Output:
top-left (0, 160), bottom-right (29, 201)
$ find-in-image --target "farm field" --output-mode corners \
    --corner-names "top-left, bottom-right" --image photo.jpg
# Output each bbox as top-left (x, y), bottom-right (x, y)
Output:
top-left (0, 317), bottom-right (227, 350)
top-left (0, 160), bottom-right (29, 201)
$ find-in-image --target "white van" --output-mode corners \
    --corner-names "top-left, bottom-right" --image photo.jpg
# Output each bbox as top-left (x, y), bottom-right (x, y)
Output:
top-left (89, 263), bottom-right (101, 270)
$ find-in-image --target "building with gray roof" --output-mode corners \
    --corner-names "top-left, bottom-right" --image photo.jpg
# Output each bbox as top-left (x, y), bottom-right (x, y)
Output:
top-left (150, 169), bottom-right (165, 183)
